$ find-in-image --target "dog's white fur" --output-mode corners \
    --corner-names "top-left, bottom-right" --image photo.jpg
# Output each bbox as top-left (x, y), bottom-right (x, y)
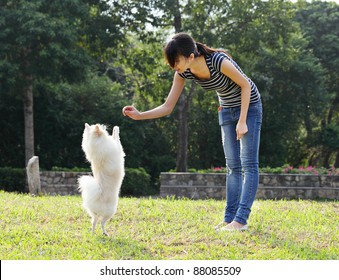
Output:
top-left (78, 123), bottom-right (125, 235)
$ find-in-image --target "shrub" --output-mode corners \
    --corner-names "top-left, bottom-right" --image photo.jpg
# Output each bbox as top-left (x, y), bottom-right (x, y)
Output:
top-left (168, 165), bottom-right (339, 175)
top-left (0, 167), bottom-right (27, 193)
top-left (261, 165), bottom-right (339, 175)
top-left (51, 166), bottom-right (91, 172)
top-left (121, 168), bottom-right (152, 197)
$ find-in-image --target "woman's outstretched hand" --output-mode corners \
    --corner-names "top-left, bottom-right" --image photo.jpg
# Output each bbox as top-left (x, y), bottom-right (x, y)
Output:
top-left (122, 106), bottom-right (141, 120)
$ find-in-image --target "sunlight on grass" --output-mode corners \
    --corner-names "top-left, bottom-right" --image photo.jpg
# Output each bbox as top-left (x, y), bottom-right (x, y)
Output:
top-left (0, 191), bottom-right (338, 260)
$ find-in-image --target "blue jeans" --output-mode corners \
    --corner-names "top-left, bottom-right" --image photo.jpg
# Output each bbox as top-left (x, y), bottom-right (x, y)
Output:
top-left (218, 101), bottom-right (262, 225)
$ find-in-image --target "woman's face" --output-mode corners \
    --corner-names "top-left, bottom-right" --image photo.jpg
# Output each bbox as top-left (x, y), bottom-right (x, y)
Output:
top-left (173, 54), bottom-right (194, 73)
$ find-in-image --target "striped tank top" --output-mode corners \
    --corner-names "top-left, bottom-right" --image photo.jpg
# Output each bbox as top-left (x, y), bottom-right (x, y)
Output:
top-left (178, 52), bottom-right (260, 108)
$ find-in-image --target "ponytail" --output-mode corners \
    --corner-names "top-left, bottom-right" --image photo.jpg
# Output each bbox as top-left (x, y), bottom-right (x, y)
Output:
top-left (196, 42), bottom-right (232, 58)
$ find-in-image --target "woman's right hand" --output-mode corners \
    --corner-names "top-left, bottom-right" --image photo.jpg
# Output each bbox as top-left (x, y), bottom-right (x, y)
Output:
top-left (122, 73), bottom-right (185, 121)
top-left (122, 105), bottom-right (141, 120)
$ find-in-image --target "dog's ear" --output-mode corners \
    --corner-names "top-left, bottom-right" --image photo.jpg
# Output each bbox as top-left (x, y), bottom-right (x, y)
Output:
top-left (85, 123), bottom-right (90, 129)
top-left (95, 125), bottom-right (103, 136)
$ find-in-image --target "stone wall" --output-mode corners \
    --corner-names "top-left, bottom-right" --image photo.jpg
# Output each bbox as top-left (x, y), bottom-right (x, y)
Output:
top-left (39, 171), bottom-right (339, 200)
top-left (160, 172), bottom-right (339, 200)
top-left (40, 171), bottom-right (91, 196)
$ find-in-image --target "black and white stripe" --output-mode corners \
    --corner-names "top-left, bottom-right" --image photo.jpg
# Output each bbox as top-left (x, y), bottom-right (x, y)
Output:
top-left (178, 52), bottom-right (260, 108)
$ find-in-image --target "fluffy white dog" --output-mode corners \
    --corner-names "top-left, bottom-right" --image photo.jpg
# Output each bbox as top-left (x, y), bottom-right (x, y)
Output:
top-left (78, 123), bottom-right (125, 235)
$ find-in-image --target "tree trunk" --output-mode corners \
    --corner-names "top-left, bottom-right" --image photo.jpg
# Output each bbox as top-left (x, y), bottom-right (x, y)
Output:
top-left (176, 83), bottom-right (196, 172)
top-left (24, 74), bottom-right (34, 166)
top-left (176, 91), bottom-right (188, 172)
top-left (171, 0), bottom-right (189, 172)
top-left (335, 151), bottom-right (339, 168)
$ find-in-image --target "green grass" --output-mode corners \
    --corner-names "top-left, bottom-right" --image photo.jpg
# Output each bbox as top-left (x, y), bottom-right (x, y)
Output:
top-left (0, 191), bottom-right (338, 260)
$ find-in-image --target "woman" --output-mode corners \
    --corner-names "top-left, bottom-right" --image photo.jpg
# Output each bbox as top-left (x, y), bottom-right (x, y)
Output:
top-left (122, 33), bottom-right (262, 231)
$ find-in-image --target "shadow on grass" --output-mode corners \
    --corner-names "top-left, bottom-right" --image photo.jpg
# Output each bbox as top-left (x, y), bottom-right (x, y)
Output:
top-left (250, 229), bottom-right (337, 260)
top-left (96, 236), bottom-right (153, 259)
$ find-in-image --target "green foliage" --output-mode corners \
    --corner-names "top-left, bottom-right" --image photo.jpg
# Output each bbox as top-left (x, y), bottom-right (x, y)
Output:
top-left (51, 167), bottom-right (91, 172)
top-left (172, 165), bottom-right (339, 175)
top-left (0, 90), bottom-right (25, 167)
top-left (0, 0), bottom-right (338, 192)
top-left (0, 0), bottom-right (125, 86)
top-left (260, 165), bottom-right (339, 175)
top-left (121, 168), bottom-right (152, 197)
top-left (188, 86), bottom-right (224, 170)
top-left (0, 191), bottom-right (338, 259)
top-left (30, 75), bottom-right (127, 169)
top-left (294, 0), bottom-right (339, 167)
top-left (255, 30), bottom-right (326, 166)
top-left (322, 123), bottom-right (339, 150)
top-left (0, 0), bottom-right (127, 165)
top-left (0, 0), bottom-right (90, 88)
top-left (108, 36), bottom-right (178, 177)
top-left (0, 168), bottom-right (26, 193)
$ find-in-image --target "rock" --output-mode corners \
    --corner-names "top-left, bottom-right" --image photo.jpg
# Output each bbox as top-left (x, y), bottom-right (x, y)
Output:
top-left (26, 156), bottom-right (41, 195)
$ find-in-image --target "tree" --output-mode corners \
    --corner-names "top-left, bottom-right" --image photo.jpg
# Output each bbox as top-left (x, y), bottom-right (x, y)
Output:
top-left (295, 0), bottom-right (339, 167)
top-left (0, 0), bottom-right (124, 165)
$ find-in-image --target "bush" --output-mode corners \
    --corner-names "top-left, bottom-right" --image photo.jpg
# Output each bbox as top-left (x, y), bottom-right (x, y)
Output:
top-left (121, 168), bottom-right (152, 197)
top-left (51, 166), bottom-right (91, 172)
top-left (0, 167), bottom-right (27, 193)
top-left (168, 165), bottom-right (339, 175)
top-left (260, 165), bottom-right (339, 175)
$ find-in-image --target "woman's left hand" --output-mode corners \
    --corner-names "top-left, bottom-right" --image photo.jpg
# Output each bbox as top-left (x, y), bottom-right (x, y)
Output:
top-left (236, 121), bottom-right (248, 140)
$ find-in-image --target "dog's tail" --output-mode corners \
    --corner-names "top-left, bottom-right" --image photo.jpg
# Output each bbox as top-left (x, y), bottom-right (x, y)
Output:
top-left (78, 175), bottom-right (101, 209)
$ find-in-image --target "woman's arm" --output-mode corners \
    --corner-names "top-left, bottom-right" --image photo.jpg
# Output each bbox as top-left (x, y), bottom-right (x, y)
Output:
top-left (220, 59), bottom-right (251, 140)
top-left (122, 72), bottom-right (185, 120)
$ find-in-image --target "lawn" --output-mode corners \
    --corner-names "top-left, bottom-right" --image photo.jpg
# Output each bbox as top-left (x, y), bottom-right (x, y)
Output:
top-left (0, 191), bottom-right (338, 260)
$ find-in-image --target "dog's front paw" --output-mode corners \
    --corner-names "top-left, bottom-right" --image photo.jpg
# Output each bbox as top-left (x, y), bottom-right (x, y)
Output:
top-left (112, 126), bottom-right (120, 140)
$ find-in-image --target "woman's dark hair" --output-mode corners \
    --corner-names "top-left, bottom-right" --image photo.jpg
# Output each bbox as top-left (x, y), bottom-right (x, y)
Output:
top-left (164, 32), bottom-right (231, 68)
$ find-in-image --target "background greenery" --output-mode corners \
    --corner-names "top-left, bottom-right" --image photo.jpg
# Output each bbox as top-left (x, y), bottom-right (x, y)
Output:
top-left (0, 0), bottom-right (338, 192)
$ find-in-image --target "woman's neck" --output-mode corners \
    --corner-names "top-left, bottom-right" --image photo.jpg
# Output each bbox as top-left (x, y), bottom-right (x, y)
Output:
top-left (189, 56), bottom-right (210, 80)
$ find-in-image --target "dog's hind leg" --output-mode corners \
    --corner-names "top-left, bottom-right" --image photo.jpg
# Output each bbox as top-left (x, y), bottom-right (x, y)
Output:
top-left (91, 215), bottom-right (99, 234)
top-left (101, 216), bottom-right (110, 236)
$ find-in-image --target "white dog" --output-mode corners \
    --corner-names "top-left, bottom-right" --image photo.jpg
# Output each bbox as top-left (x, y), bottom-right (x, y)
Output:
top-left (78, 123), bottom-right (125, 235)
